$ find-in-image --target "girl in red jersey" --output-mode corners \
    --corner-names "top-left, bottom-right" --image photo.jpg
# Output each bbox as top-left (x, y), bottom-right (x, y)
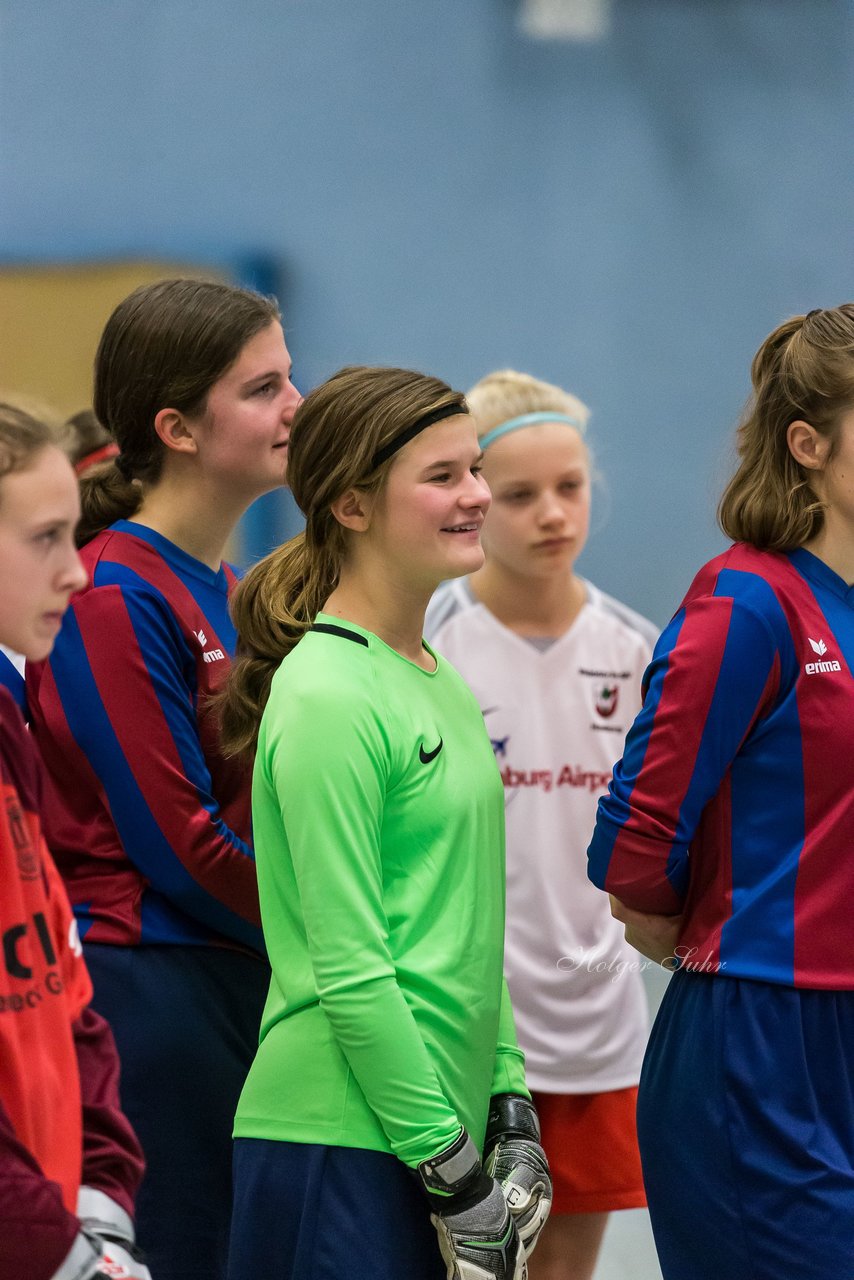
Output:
top-left (25, 280), bottom-right (301, 1280)
top-left (0, 402), bottom-right (147, 1280)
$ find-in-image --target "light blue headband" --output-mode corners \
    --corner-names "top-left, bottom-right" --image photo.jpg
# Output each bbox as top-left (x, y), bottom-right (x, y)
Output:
top-left (478, 411), bottom-right (586, 451)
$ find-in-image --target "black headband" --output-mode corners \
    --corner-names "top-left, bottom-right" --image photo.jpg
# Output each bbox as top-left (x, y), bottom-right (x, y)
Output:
top-left (370, 403), bottom-right (468, 471)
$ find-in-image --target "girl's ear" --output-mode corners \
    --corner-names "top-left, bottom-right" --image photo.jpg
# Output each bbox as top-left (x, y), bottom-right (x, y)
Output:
top-left (330, 487), bottom-right (374, 533)
top-left (153, 408), bottom-right (198, 458)
top-left (786, 419), bottom-right (829, 472)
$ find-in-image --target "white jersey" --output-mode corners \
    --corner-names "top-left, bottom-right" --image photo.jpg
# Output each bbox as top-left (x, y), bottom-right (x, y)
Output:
top-left (425, 577), bottom-right (658, 1093)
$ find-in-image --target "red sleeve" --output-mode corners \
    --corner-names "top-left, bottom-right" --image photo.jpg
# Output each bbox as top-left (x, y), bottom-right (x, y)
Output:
top-left (0, 1097), bottom-right (78, 1280)
top-left (74, 1007), bottom-right (145, 1218)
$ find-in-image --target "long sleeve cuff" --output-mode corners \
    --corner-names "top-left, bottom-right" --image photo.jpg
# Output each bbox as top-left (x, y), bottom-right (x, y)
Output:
top-left (76, 1186), bottom-right (134, 1243)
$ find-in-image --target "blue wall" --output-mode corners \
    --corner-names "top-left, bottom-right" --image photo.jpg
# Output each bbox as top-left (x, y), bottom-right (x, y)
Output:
top-left (2, 0), bottom-right (852, 622)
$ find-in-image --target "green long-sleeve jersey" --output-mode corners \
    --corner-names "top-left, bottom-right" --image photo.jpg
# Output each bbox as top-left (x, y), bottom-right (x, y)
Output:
top-left (234, 614), bottom-right (528, 1168)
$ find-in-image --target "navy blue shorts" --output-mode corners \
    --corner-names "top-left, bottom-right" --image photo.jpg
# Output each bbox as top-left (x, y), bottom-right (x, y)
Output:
top-left (637, 970), bottom-right (854, 1280)
top-left (84, 943), bottom-right (269, 1280)
top-left (228, 1139), bottom-right (446, 1280)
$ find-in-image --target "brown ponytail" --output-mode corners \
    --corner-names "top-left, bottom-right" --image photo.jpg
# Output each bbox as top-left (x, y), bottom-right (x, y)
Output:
top-left (75, 462), bottom-right (143, 547)
top-left (219, 531), bottom-right (344, 759)
top-left (718, 305), bottom-right (854, 549)
top-left (219, 365), bottom-right (467, 759)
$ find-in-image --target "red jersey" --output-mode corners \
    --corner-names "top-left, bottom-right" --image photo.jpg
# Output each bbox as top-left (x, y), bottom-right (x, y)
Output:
top-left (0, 688), bottom-right (143, 1278)
top-left (0, 688), bottom-right (91, 1209)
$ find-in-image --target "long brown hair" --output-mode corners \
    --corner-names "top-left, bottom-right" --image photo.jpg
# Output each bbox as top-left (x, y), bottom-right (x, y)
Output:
top-left (718, 305), bottom-right (854, 549)
top-left (77, 278), bottom-right (279, 545)
top-left (219, 365), bottom-right (467, 759)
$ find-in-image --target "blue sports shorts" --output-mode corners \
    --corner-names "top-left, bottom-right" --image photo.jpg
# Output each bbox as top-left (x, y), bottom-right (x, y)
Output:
top-left (84, 943), bottom-right (269, 1280)
top-left (228, 1138), bottom-right (446, 1280)
top-left (637, 969), bottom-right (854, 1279)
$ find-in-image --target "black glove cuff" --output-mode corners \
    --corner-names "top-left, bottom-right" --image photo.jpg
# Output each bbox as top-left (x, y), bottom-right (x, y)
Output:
top-left (418, 1128), bottom-right (491, 1213)
top-left (484, 1093), bottom-right (541, 1154)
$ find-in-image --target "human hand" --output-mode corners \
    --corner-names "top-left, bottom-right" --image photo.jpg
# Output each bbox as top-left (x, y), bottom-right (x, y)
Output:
top-left (77, 1188), bottom-right (152, 1279)
top-left (609, 896), bottom-right (682, 966)
top-left (419, 1129), bottom-right (526, 1279)
top-left (483, 1094), bottom-right (551, 1259)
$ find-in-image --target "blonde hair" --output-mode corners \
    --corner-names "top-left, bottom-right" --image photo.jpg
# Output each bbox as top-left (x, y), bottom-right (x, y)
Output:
top-left (219, 365), bottom-right (467, 759)
top-left (718, 305), bottom-right (854, 549)
top-left (466, 369), bottom-right (590, 439)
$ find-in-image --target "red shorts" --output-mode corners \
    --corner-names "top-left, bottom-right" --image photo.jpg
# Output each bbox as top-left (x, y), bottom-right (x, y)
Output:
top-left (532, 1086), bottom-right (646, 1215)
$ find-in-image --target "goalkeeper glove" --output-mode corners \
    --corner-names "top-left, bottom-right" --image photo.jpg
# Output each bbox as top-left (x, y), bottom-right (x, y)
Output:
top-left (76, 1187), bottom-right (152, 1280)
top-left (49, 1233), bottom-right (151, 1280)
top-left (483, 1095), bottom-right (552, 1259)
top-left (94, 1238), bottom-right (152, 1280)
top-left (418, 1128), bottom-right (526, 1280)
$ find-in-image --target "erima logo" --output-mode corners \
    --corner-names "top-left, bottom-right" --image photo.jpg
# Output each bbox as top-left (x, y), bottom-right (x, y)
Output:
top-left (804, 637), bottom-right (841, 676)
top-left (193, 628), bottom-right (225, 664)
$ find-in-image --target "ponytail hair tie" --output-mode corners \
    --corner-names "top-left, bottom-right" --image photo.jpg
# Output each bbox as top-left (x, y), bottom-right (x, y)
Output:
top-left (74, 442), bottom-right (120, 475)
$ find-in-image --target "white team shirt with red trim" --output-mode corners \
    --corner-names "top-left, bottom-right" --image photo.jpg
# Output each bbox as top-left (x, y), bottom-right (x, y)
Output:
top-left (425, 578), bottom-right (657, 1093)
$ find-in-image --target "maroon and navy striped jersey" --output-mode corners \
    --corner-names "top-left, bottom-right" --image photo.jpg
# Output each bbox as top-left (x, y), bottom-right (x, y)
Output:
top-left (588, 543), bottom-right (854, 989)
top-left (26, 521), bottom-right (262, 951)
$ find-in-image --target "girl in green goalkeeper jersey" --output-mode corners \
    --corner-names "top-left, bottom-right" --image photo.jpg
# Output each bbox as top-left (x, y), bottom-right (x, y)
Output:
top-left (220, 366), bottom-right (551, 1280)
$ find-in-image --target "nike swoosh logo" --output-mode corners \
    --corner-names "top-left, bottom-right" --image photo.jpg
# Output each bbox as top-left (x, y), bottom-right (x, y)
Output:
top-left (419, 739), bottom-right (443, 764)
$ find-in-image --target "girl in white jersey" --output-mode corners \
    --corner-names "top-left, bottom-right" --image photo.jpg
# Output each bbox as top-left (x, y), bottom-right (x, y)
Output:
top-left (425, 370), bottom-right (657, 1280)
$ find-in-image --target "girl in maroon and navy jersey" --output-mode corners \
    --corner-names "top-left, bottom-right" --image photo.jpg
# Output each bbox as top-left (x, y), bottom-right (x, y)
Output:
top-left (26, 280), bottom-right (301, 1280)
top-left (589, 305), bottom-right (854, 1280)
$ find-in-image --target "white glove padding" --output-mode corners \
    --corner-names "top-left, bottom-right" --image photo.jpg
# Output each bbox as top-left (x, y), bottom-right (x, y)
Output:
top-left (419, 1129), bottom-right (527, 1280)
top-left (484, 1095), bottom-right (552, 1259)
top-left (75, 1187), bottom-right (152, 1280)
top-left (50, 1231), bottom-right (151, 1280)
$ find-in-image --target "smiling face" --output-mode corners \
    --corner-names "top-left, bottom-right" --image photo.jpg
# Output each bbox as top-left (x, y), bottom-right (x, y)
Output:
top-left (364, 413), bottom-right (491, 592)
top-left (190, 319), bottom-right (301, 499)
top-left (479, 420), bottom-right (591, 582)
top-left (0, 446), bottom-right (88, 661)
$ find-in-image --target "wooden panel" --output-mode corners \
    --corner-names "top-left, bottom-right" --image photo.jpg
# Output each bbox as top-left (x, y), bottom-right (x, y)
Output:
top-left (0, 261), bottom-right (226, 418)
